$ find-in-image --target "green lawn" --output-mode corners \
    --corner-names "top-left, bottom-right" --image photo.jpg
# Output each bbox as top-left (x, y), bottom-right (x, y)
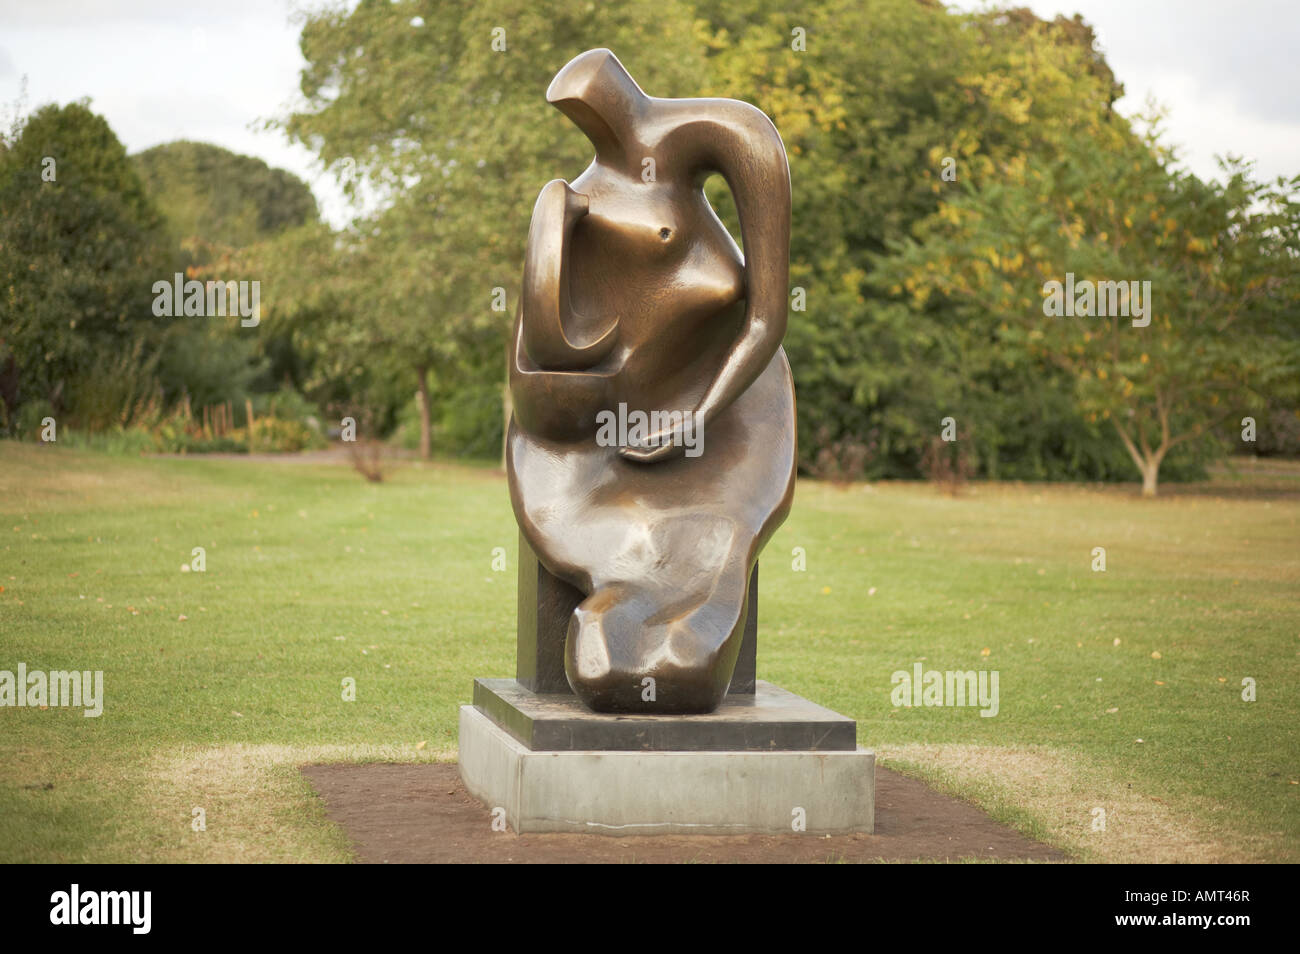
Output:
top-left (1, 441), bottom-right (1296, 862)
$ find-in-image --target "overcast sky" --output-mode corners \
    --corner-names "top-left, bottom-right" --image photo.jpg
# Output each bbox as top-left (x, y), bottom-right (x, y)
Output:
top-left (2, 0), bottom-right (1297, 228)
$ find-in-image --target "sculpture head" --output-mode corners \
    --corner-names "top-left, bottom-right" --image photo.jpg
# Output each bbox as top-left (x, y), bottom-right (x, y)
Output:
top-left (546, 49), bottom-right (646, 161)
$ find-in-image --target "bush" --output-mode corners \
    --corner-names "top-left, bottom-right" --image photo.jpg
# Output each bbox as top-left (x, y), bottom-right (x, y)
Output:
top-left (253, 389), bottom-right (322, 431)
top-left (61, 427), bottom-right (161, 456)
top-left (15, 398), bottom-right (56, 441)
top-left (246, 416), bottom-right (323, 453)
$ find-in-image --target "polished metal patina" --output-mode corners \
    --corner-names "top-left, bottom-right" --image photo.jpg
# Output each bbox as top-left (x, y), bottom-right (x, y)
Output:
top-left (507, 49), bottom-right (795, 714)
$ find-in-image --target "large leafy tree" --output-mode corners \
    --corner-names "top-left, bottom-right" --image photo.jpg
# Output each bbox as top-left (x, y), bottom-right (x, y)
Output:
top-left (134, 141), bottom-right (324, 411)
top-left (882, 113), bottom-right (1300, 495)
top-left (273, 0), bottom-right (708, 458)
top-left (133, 140), bottom-right (318, 261)
top-left (0, 100), bottom-right (173, 426)
top-left (698, 0), bottom-right (1137, 477)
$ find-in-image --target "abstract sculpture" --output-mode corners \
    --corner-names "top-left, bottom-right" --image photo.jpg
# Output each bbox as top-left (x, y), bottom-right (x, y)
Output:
top-left (506, 48), bottom-right (796, 714)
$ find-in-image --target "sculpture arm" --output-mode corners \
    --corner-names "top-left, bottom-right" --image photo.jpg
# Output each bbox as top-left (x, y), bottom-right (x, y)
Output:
top-left (520, 178), bottom-right (618, 371)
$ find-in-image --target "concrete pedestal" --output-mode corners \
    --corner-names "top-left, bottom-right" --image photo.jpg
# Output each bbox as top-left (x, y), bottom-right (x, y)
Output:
top-left (457, 681), bottom-right (875, 835)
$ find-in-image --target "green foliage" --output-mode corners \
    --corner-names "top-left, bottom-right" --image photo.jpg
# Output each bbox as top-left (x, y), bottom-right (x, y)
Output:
top-left (685, 0), bottom-right (1168, 479)
top-left (0, 100), bottom-right (175, 422)
top-left (395, 379), bottom-right (505, 459)
top-left (132, 140), bottom-right (319, 262)
top-left (271, 0), bottom-right (709, 457)
top-left (131, 141), bottom-right (325, 435)
top-left (153, 321), bottom-right (265, 413)
top-left (4, 3), bottom-right (1295, 481)
top-left (13, 397), bottom-right (55, 441)
top-left (880, 108), bottom-right (1300, 492)
top-left (246, 416), bottom-right (323, 453)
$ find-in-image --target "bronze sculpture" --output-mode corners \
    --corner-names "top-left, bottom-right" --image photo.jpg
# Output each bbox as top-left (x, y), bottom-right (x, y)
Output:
top-left (507, 48), bottom-right (796, 714)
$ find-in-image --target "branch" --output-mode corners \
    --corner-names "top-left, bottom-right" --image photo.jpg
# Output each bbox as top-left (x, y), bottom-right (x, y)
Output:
top-left (1111, 415), bottom-right (1147, 469)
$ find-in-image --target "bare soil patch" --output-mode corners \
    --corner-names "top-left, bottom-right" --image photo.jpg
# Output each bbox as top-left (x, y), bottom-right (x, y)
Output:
top-left (301, 761), bottom-right (1067, 863)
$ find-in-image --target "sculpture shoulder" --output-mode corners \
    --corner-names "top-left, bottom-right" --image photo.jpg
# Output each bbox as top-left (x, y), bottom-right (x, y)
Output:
top-left (654, 98), bottom-right (788, 172)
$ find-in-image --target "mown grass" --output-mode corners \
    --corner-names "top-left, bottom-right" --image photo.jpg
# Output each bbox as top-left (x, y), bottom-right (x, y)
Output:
top-left (1, 441), bottom-right (1296, 862)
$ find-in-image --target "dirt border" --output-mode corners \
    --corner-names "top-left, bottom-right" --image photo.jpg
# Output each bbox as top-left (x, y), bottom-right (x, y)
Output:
top-left (300, 762), bottom-right (1068, 863)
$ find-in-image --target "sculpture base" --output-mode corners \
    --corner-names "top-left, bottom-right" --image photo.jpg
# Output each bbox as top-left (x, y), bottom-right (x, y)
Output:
top-left (458, 680), bottom-right (875, 834)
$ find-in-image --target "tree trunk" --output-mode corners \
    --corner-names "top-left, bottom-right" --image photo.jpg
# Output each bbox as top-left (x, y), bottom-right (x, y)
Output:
top-left (1113, 418), bottom-right (1166, 498)
top-left (1140, 461), bottom-right (1159, 497)
top-left (415, 364), bottom-right (432, 461)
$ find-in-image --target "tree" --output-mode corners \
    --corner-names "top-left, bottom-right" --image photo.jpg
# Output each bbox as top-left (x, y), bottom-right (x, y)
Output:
top-left (275, 0), bottom-right (708, 458)
top-left (0, 100), bottom-right (173, 427)
top-left (881, 113), bottom-right (1300, 495)
top-left (135, 141), bottom-right (324, 413)
top-left (699, 0), bottom-right (1137, 478)
top-left (133, 140), bottom-right (318, 261)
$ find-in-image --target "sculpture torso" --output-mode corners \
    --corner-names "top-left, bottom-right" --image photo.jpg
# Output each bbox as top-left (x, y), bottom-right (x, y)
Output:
top-left (506, 49), bottom-right (796, 713)
top-left (567, 140), bottom-right (747, 415)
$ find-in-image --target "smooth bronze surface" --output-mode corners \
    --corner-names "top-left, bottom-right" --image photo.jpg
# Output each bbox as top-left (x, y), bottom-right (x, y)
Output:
top-left (507, 48), bottom-right (795, 714)
top-left (515, 531), bottom-right (761, 696)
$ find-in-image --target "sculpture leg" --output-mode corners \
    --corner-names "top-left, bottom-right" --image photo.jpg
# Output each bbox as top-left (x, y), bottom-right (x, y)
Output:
top-left (564, 529), bottom-right (754, 713)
